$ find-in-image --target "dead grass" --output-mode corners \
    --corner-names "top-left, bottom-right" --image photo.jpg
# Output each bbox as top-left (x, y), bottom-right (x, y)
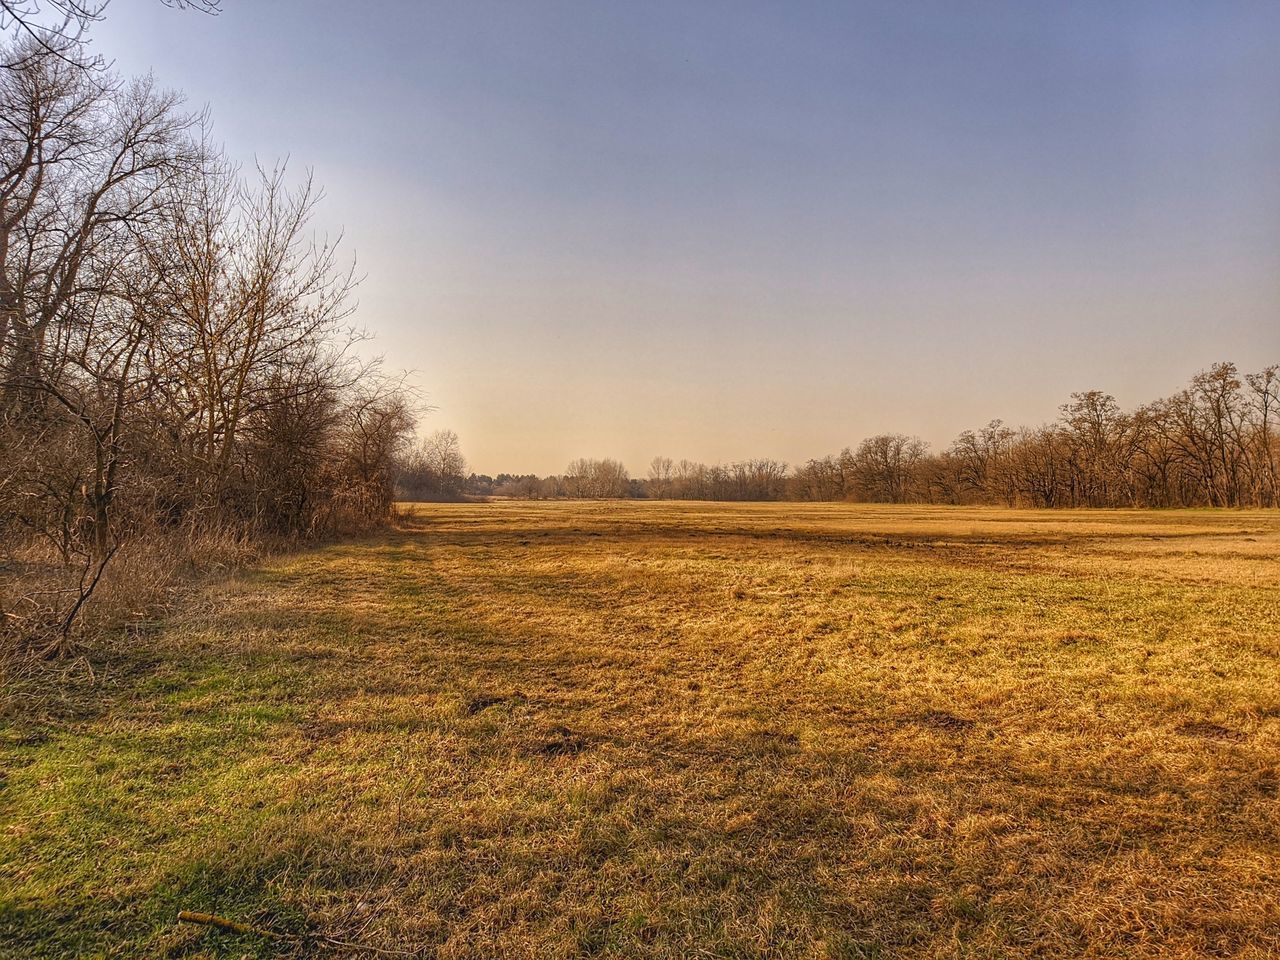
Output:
top-left (2, 502), bottom-right (1278, 958)
top-left (1, 525), bottom-right (269, 660)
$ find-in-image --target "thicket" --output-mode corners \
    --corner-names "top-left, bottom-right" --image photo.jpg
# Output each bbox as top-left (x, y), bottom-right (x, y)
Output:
top-left (0, 28), bottom-right (413, 655)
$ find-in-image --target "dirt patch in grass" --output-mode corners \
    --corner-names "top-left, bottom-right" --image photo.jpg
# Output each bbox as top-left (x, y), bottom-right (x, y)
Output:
top-left (1176, 720), bottom-right (1246, 742)
top-left (466, 691), bottom-right (526, 715)
top-left (915, 709), bottom-right (975, 733)
top-left (530, 725), bottom-right (592, 757)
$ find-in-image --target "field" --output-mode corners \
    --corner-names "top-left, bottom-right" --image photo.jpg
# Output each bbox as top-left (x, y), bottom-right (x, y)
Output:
top-left (2, 501), bottom-right (1279, 959)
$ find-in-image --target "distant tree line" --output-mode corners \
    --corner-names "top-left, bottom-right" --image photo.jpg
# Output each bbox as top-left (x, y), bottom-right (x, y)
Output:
top-left (456, 362), bottom-right (1278, 508)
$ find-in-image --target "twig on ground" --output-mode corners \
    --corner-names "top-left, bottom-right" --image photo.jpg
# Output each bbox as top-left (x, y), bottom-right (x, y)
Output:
top-left (177, 909), bottom-right (289, 940)
top-left (177, 908), bottom-right (422, 957)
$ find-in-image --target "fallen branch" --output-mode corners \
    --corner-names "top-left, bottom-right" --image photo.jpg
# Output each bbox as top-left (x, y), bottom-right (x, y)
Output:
top-left (177, 909), bottom-right (420, 956)
top-left (177, 910), bottom-right (290, 940)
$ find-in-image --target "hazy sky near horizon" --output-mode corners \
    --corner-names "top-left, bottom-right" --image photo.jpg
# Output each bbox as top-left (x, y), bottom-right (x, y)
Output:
top-left (94, 0), bottom-right (1279, 475)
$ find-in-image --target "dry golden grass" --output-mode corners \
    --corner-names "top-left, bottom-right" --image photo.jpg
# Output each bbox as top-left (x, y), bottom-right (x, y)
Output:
top-left (3, 501), bottom-right (1279, 958)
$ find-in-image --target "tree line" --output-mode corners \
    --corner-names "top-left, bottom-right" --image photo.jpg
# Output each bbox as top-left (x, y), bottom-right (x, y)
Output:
top-left (1, 17), bottom-right (414, 653)
top-left (456, 362), bottom-right (1278, 508)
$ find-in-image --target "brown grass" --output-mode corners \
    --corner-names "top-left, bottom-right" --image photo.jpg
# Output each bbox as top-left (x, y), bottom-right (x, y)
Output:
top-left (2, 502), bottom-right (1278, 958)
top-left (1, 524), bottom-right (270, 660)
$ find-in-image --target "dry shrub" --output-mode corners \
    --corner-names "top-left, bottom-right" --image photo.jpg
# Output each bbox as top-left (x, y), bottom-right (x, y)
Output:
top-left (0, 523), bottom-right (256, 660)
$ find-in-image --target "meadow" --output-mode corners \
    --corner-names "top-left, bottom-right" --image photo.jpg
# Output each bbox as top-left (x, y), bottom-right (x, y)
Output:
top-left (2, 501), bottom-right (1278, 958)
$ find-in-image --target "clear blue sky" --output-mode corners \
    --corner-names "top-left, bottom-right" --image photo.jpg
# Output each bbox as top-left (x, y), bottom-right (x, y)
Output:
top-left (95, 0), bottom-right (1280, 475)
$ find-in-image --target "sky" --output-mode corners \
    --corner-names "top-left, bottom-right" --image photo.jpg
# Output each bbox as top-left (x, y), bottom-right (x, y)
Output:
top-left (92, 0), bottom-right (1280, 476)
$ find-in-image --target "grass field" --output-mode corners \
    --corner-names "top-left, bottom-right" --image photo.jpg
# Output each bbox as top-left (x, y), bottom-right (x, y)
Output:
top-left (2, 501), bottom-right (1279, 958)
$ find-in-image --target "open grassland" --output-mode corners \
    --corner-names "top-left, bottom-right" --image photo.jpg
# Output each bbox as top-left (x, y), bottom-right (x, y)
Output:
top-left (2, 502), bottom-right (1279, 959)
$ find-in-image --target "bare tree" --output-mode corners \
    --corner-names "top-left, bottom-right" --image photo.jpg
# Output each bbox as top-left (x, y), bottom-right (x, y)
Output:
top-left (564, 458), bottom-right (629, 499)
top-left (400, 428), bottom-right (467, 500)
top-left (646, 456), bottom-right (673, 499)
top-left (1245, 366), bottom-right (1279, 506)
top-left (1, 0), bottom-right (218, 77)
top-left (850, 435), bottom-right (927, 503)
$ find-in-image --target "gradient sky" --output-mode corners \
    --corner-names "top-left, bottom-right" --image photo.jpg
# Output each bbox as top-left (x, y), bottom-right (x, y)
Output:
top-left (94, 0), bottom-right (1280, 475)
